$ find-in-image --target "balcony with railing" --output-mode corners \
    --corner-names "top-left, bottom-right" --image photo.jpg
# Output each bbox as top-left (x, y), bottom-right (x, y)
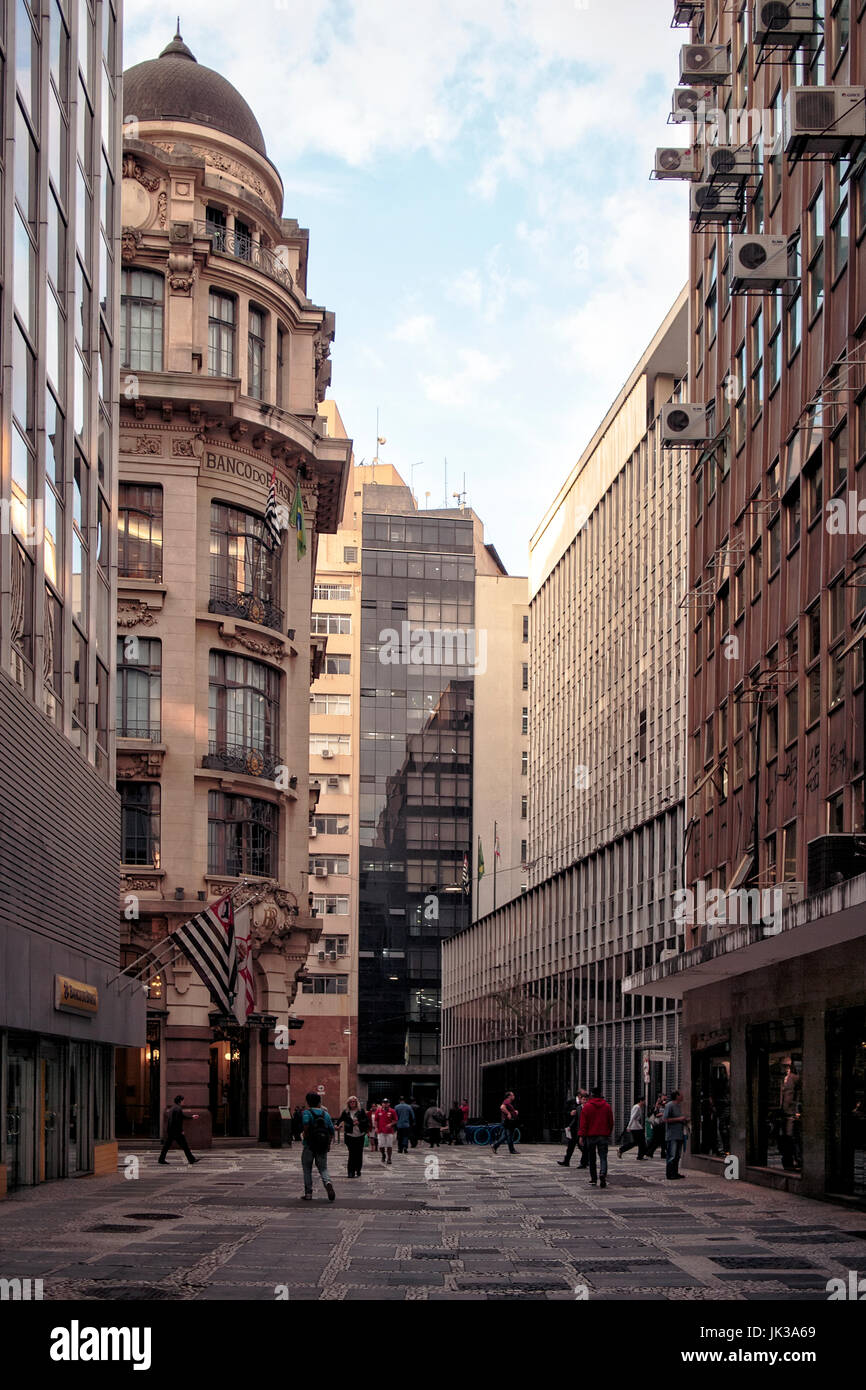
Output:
top-left (208, 585), bottom-right (285, 633)
top-left (202, 743), bottom-right (282, 780)
top-left (196, 221), bottom-right (295, 292)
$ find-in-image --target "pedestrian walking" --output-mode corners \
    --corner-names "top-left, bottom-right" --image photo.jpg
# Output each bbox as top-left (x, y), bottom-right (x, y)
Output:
top-left (663, 1089), bottom-right (689, 1180)
top-left (158, 1094), bottom-right (199, 1165)
top-left (410, 1097), bottom-right (423, 1148)
top-left (291, 1104), bottom-right (304, 1142)
top-left (336, 1095), bottom-right (369, 1178)
top-left (375, 1097), bottom-right (398, 1164)
top-left (301, 1090), bottom-right (336, 1201)
top-left (423, 1102), bottom-right (447, 1146)
top-left (448, 1100), bottom-right (465, 1145)
top-left (645, 1094), bottom-right (667, 1158)
top-left (557, 1089), bottom-right (588, 1167)
top-left (460, 1099), bottom-right (470, 1128)
top-left (395, 1096), bottom-right (414, 1154)
top-left (618, 1097), bottom-right (648, 1159)
top-left (578, 1085), bottom-right (614, 1188)
top-left (491, 1091), bottom-right (519, 1155)
top-left (368, 1101), bottom-right (380, 1157)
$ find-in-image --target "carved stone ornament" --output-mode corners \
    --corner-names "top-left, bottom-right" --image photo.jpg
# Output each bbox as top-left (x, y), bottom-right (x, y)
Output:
top-left (167, 252), bottom-right (196, 295)
top-left (121, 227), bottom-right (142, 262)
top-left (135, 436), bottom-right (162, 455)
top-left (123, 875), bottom-right (163, 892)
top-left (117, 750), bottom-right (164, 779)
top-left (169, 220), bottom-right (194, 244)
top-left (172, 438), bottom-right (197, 458)
top-left (122, 155), bottom-right (161, 192)
top-left (117, 599), bottom-right (158, 629)
top-left (157, 191), bottom-right (168, 228)
top-left (218, 625), bottom-right (285, 660)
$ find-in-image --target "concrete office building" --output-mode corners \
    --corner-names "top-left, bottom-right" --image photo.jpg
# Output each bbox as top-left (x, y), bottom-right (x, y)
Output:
top-left (473, 573), bottom-right (530, 922)
top-left (112, 33), bottom-right (350, 1142)
top-left (626, 1), bottom-right (866, 1204)
top-left (292, 401), bottom-right (361, 1108)
top-left (443, 292), bottom-right (690, 1134)
top-left (0, 0), bottom-right (145, 1194)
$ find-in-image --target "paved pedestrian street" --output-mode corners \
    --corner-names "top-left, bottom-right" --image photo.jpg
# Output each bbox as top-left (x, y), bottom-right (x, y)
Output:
top-left (1, 1144), bottom-right (865, 1303)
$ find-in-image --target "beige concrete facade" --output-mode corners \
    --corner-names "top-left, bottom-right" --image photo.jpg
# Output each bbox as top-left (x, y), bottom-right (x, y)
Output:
top-left (114, 38), bottom-right (350, 1141)
top-left (473, 574), bottom-right (530, 920)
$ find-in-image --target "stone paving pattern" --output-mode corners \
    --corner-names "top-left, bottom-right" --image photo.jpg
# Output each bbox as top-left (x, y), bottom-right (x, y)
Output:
top-left (1, 1142), bottom-right (865, 1301)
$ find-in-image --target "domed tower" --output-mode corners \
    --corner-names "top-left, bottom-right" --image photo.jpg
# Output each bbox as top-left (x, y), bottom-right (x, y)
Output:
top-left (115, 33), bottom-right (350, 1142)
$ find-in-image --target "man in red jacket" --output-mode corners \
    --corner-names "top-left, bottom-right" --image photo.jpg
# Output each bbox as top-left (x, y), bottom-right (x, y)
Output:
top-left (374, 1098), bottom-right (398, 1166)
top-left (578, 1085), bottom-right (614, 1189)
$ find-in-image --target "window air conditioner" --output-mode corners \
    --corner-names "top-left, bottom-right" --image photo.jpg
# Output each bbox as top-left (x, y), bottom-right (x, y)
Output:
top-left (660, 403), bottom-right (709, 445)
top-left (655, 147), bottom-right (699, 179)
top-left (754, 0), bottom-right (814, 46)
top-left (689, 182), bottom-right (744, 223)
top-left (327, 776), bottom-right (340, 788)
top-left (309, 825), bottom-right (318, 837)
top-left (318, 951), bottom-right (326, 961)
top-left (314, 866), bottom-right (328, 878)
top-left (328, 951), bottom-right (338, 963)
top-left (731, 234), bottom-right (789, 291)
top-left (321, 749), bottom-right (334, 759)
top-left (671, 87), bottom-right (716, 123)
top-left (679, 45), bottom-right (729, 85)
top-left (783, 86), bottom-right (866, 155)
top-left (703, 145), bottom-right (753, 181)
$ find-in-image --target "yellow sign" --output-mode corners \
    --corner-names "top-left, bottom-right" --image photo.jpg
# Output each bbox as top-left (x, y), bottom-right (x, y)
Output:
top-left (54, 975), bottom-right (98, 1015)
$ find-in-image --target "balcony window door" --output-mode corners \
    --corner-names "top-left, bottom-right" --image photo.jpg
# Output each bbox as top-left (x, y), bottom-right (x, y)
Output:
top-left (207, 651), bottom-right (279, 776)
top-left (209, 502), bottom-right (282, 629)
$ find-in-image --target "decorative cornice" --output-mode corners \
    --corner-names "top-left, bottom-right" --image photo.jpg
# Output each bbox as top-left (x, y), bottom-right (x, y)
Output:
top-left (150, 140), bottom-right (278, 213)
top-left (117, 599), bottom-right (158, 629)
top-left (117, 749), bottom-right (164, 779)
top-left (217, 623), bottom-right (285, 660)
top-left (122, 155), bottom-right (161, 192)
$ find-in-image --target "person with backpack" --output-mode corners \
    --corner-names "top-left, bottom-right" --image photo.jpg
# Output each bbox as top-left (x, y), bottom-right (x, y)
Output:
top-left (336, 1095), bottom-right (370, 1178)
top-left (491, 1091), bottom-right (519, 1155)
top-left (301, 1090), bottom-right (336, 1201)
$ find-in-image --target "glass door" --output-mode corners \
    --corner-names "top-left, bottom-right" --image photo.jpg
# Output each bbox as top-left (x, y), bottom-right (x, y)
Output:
top-left (41, 1043), bottom-right (64, 1181)
top-left (67, 1044), bottom-right (92, 1174)
top-left (6, 1042), bottom-right (37, 1188)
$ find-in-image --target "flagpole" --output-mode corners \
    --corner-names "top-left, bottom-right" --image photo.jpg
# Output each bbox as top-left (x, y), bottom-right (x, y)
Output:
top-left (494, 820), bottom-right (497, 912)
top-left (105, 877), bottom-right (259, 990)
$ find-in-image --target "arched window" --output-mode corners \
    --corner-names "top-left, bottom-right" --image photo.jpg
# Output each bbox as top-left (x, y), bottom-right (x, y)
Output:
top-left (120, 269), bottom-right (164, 370)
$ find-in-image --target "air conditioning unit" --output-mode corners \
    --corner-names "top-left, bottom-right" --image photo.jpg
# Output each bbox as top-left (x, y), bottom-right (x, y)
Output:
top-left (309, 825), bottom-right (318, 838)
top-left (671, 87), bottom-right (716, 123)
top-left (328, 951), bottom-right (338, 963)
top-left (703, 145), bottom-right (753, 181)
top-left (317, 951), bottom-right (326, 961)
top-left (321, 749), bottom-right (334, 759)
top-left (673, 2), bottom-right (704, 23)
top-left (314, 865), bottom-right (328, 879)
top-left (754, 0), bottom-right (814, 45)
top-left (784, 86), bottom-right (866, 155)
top-left (807, 835), bottom-right (866, 897)
top-left (661, 403), bottom-right (709, 444)
top-left (689, 182), bottom-right (744, 223)
top-left (731, 234), bottom-right (789, 290)
top-left (680, 44), bottom-right (729, 84)
top-left (655, 147), bottom-right (699, 179)
top-left (327, 775), bottom-right (340, 788)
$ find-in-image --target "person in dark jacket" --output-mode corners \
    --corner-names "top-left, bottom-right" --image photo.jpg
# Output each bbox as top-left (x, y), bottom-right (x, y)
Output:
top-left (158, 1094), bottom-right (198, 1165)
top-left (291, 1105), bottom-right (304, 1142)
top-left (410, 1098), bottom-right (423, 1148)
top-left (558, 1089), bottom-right (589, 1167)
top-left (448, 1101), bottom-right (465, 1145)
top-left (578, 1086), bottom-right (614, 1188)
top-left (336, 1095), bottom-right (370, 1178)
top-left (491, 1092), bottom-right (519, 1155)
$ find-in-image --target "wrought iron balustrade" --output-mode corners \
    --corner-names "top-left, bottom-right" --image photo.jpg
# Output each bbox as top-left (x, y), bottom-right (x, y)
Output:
top-left (196, 221), bottom-right (295, 291)
top-left (202, 743), bottom-right (281, 780)
top-left (208, 585), bottom-right (284, 632)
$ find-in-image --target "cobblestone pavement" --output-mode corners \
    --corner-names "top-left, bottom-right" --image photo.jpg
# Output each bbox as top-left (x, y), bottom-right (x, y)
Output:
top-left (1, 1143), bottom-right (865, 1301)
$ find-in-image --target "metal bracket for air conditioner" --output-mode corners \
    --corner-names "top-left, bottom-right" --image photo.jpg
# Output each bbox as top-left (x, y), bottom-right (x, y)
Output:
top-left (672, 0), bottom-right (704, 27)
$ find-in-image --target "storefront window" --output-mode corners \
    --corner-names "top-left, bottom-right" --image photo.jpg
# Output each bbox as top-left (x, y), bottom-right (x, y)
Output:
top-left (828, 1006), bottom-right (866, 1197)
top-left (747, 1020), bottom-right (803, 1171)
top-left (692, 1038), bottom-right (731, 1155)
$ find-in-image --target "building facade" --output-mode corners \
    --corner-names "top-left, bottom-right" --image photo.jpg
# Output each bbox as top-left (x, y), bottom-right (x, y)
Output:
top-left (473, 572), bottom-right (530, 921)
top-left (625, 0), bottom-right (866, 1205)
top-left (443, 293), bottom-right (690, 1135)
top-left (112, 33), bottom-right (350, 1142)
top-left (356, 478), bottom-right (504, 1105)
top-left (291, 403), bottom-right (361, 1109)
top-left (0, 0), bottom-right (145, 1194)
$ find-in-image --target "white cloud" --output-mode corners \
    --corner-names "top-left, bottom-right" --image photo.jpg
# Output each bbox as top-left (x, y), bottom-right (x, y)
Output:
top-left (421, 349), bottom-right (507, 407)
top-left (391, 314), bottom-right (435, 344)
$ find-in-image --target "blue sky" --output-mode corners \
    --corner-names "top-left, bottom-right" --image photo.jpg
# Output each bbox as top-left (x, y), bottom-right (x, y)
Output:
top-left (125, 0), bottom-right (690, 574)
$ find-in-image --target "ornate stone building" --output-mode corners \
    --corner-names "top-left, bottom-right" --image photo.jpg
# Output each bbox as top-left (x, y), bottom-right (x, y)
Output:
top-left (113, 33), bottom-right (350, 1141)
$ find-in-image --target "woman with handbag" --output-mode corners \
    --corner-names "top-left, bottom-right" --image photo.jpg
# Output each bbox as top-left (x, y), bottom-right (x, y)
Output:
top-left (336, 1096), bottom-right (370, 1178)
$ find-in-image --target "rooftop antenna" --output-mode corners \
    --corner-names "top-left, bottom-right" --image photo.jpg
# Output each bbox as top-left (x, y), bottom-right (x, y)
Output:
top-left (443, 457), bottom-right (447, 509)
top-left (372, 406), bottom-right (385, 483)
top-left (410, 461), bottom-right (423, 508)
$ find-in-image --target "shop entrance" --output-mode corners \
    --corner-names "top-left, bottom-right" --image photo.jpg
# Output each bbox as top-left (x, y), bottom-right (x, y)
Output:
top-left (6, 1040), bottom-right (37, 1189)
top-left (209, 1032), bottom-right (250, 1136)
top-left (40, 1043), bottom-right (63, 1181)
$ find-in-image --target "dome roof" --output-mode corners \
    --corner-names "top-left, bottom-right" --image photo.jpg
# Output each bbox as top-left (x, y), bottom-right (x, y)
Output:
top-left (123, 30), bottom-right (267, 157)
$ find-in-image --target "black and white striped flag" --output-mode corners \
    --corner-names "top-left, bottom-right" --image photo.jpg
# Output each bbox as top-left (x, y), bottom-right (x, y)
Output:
top-left (265, 467), bottom-right (283, 548)
top-left (170, 894), bottom-right (236, 1015)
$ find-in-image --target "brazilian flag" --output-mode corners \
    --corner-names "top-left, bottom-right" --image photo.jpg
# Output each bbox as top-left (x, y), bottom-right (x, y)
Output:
top-left (477, 838), bottom-right (485, 880)
top-left (289, 481), bottom-right (307, 560)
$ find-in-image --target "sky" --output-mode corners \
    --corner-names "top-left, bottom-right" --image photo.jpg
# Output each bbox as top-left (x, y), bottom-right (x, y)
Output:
top-left (124, 0), bottom-right (691, 575)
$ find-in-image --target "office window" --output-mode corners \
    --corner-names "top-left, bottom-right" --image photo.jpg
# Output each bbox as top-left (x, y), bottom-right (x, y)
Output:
top-left (521, 795), bottom-right (527, 818)
top-left (208, 790), bottom-right (276, 877)
top-left (210, 502), bottom-right (281, 626)
top-left (208, 290), bottom-right (236, 376)
top-left (120, 782), bottom-right (160, 866)
top-left (750, 308), bottom-right (764, 417)
top-left (315, 583), bottom-right (352, 601)
top-left (807, 187), bottom-right (825, 319)
top-left (311, 612), bottom-right (351, 635)
top-left (767, 290), bottom-right (782, 394)
top-left (521, 706), bottom-right (528, 735)
top-left (247, 304), bottom-right (265, 400)
top-left (208, 651), bottom-right (280, 759)
top-left (310, 693), bottom-right (350, 715)
top-left (831, 162), bottom-right (850, 280)
top-left (120, 269), bottom-right (163, 370)
top-left (522, 663), bottom-right (528, 690)
top-left (117, 637), bottom-right (161, 739)
top-left (522, 614), bottom-right (529, 642)
top-left (521, 750), bottom-right (528, 775)
top-left (118, 483), bottom-right (163, 580)
top-left (312, 815), bottom-right (350, 836)
top-left (276, 323), bottom-right (287, 407)
top-left (302, 975), bottom-right (348, 995)
top-left (324, 654), bottom-right (351, 675)
top-left (786, 235), bottom-right (802, 359)
top-left (830, 423), bottom-right (849, 493)
top-left (806, 452), bottom-right (823, 525)
top-left (312, 895), bottom-right (349, 915)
